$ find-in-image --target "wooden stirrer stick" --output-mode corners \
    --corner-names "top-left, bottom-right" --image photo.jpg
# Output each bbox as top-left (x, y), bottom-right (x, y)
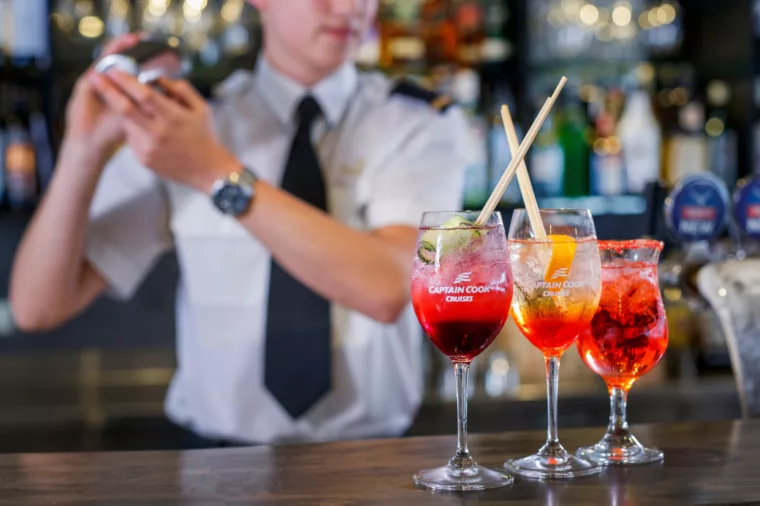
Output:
top-left (475, 76), bottom-right (567, 227)
top-left (501, 105), bottom-right (547, 240)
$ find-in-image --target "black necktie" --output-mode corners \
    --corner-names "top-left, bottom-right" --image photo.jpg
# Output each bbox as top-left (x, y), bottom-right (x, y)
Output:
top-left (264, 96), bottom-right (331, 419)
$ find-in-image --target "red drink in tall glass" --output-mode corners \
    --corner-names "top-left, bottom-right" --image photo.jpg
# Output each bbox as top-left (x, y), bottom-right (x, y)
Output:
top-left (410, 211), bottom-right (514, 492)
top-left (412, 224), bottom-right (512, 363)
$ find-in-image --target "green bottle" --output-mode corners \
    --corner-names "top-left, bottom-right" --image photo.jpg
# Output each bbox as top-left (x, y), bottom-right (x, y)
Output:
top-left (558, 93), bottom-right (591, 197)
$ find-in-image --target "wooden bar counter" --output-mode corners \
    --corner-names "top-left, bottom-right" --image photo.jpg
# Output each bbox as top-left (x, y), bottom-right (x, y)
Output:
top-left (2, 419), bottom-right (759, 505)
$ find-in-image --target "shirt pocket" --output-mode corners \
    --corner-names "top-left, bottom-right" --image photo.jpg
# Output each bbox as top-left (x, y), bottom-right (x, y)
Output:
top-left (170, 195), bottom-right (269, 308)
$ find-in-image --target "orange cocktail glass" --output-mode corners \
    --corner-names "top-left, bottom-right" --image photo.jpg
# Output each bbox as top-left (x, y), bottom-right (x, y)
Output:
top-left (503, 209), bottom-right (603, 480)
top-left (576, 239), bottom-right (668, 465)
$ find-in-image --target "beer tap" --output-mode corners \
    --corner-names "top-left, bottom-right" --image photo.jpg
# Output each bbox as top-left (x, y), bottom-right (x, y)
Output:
top-left (732, 175), bottom-right (760, 259)
top-left (660, 173), bottom-right (731, 379)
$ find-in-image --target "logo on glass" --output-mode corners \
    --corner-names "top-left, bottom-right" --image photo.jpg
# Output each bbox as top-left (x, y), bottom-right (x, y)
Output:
top-left (454, 272), bottom-right (472, 284)
top-left (550, 267), bottom-right (569, 280)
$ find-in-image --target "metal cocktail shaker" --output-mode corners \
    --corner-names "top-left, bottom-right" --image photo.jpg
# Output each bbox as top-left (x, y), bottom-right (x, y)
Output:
top-left (94, 33), bottom-right (191, 84)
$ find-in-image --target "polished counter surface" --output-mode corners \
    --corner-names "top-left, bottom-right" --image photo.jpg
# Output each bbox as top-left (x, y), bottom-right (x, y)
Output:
top-left (1, 419), bottom-right (758, 505)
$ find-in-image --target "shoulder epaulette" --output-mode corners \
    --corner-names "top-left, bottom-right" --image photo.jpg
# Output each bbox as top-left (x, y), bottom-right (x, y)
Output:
top-left (390, 79), bottom-right (454, 113)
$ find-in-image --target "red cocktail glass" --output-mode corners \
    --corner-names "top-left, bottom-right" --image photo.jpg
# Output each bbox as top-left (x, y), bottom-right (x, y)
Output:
top-left (411, 211), bottom-right (513, 492)
top-left (576, 239), bottom-right (668, 465)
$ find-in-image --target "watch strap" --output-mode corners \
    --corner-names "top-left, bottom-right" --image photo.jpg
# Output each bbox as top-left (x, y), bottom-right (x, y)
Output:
top-left (226, 166), bottom-right (257, 188)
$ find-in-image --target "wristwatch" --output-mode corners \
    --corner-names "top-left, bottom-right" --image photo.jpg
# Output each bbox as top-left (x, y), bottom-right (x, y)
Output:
top-left (210, 166), bottom-right (258, 216)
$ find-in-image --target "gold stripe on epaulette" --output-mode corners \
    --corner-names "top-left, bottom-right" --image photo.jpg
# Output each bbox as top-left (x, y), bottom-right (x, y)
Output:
top-left (431, 95), bottom-right (452, 111)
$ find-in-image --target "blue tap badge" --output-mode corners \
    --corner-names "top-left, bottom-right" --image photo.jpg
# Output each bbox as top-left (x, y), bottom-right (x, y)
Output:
top-left (665, 173), bottom-right (730, 242)
top-left (734, 175), bottom-right (760, 239)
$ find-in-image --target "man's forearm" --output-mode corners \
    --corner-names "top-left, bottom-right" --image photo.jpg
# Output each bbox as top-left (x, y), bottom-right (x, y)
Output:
top-left (239, 181), bottom-right (415, 323)
top-left (10, 141), bottom-right (107, 329)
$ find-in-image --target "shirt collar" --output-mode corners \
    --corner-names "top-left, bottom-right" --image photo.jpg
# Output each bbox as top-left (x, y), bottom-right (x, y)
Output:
top-left (254, 57), bottom-right (357, 128)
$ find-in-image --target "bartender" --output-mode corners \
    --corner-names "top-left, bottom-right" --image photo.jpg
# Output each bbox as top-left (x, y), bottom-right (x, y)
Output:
top-left (10, 0), bottom-right (469, 446)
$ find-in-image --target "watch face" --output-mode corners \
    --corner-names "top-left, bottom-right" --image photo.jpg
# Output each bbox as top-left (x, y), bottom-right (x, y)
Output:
top-left (213, 183), bottom-right (253, 216)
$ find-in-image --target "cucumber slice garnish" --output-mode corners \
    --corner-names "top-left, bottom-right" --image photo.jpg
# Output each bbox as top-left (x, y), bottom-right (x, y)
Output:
top-left (417, 240), bottom-right (436, 264)
top-left (417, 216), bottom-right (483, 264)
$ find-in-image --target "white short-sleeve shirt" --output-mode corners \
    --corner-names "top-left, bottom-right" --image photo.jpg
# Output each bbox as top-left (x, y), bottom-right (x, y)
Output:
top-left (85, 58), bottom-right (470, 444)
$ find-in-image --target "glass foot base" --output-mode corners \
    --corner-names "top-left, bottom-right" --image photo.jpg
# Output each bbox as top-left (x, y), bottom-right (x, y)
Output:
top-left (413, 464), bottom-right (514, 492)
top-left (504, 453), bottom-right (602, 480)
top-left (576, 441), bottom-right (664, 466)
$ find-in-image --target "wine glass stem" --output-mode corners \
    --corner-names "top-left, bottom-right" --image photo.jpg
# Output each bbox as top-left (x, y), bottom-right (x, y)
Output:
top-left (546, 356), bottom-right (560, 444)
top-left (608, 386), bottom-right (629, 435)
top-left (451, 362), bottom-right (473, 468)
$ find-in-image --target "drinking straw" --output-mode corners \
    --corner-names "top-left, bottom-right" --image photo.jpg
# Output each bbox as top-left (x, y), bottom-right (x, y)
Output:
top-left (501, 105), bottom-right (547, 240)
top-left (475, 76), bottom-right (567, 227)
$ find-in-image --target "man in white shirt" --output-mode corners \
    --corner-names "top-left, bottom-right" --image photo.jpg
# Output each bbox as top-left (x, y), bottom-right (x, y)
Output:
top-left (10, 0), bottom-right (469, 445)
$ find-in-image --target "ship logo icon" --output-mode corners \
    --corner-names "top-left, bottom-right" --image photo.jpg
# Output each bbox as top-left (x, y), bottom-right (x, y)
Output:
top-left (454, 272), bottom-right (472, 284)
top-left (551, 268), bottom-right (569, 280)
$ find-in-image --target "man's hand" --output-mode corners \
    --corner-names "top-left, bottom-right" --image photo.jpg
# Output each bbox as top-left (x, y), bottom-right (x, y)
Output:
top-left (65, 33), bottom-right (142, 163)
top-left (90, 67), bottom-right (418, 324)
top-left (89, 71), bottom-right (236, 191)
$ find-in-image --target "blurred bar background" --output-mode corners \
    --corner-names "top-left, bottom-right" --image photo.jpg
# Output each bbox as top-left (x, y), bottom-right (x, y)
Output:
top-left (0, 0), bottom-right (755, 452)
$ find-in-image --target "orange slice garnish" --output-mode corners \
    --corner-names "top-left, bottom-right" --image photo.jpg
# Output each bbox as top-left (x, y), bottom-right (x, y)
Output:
top-left (543, 234), bottom-right (577, 284)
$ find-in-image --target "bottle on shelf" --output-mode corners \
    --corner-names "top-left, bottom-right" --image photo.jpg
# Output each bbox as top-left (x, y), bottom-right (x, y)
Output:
top-left (558, 89), bottom-right (590, 197)
top-left (0, 0), bottom-right (12, 58)
top-left (589, 107), bottom-right (626, 196)
top-left (378, 0), bottom-right (426, 78)
top-left (529, 106), bottom-right (565, 198)
top-left (138, 0), bottom-right (175, 35)
top-left (219, 0), bottom-right (254, 58)
top-left (356, 19), bottom-right (381, 69)
top-left (480, 0), bottom-right (512, 66)
top-left (0, 83), bottom-right (9, 208)
top-left (5, 86), bottom-right (38, 209)
top-left (705, 80), bottom-right (738, 191)
top-left (485, 82), bottom-right (521, 205)
top-left (420, 0), bottom-right (456, 70)
top-left (754, 76), bottom-right (760, 174)
top-left (663, 100), bottom-right (708, 185)
top-left (4, 0), bottom-right (49, 66)
top-left (4, 92), bottom-right (37, 210)
top-left (27, 90), bottom-right (53, 193)
top-left (453, 0), bottom-right (485, 68)
top-left (605, 85), bottom-right (626, 123)
top-left (618, 84), bottom-right (661, 194)
top-left (455, 69), bottom-right (489, 210)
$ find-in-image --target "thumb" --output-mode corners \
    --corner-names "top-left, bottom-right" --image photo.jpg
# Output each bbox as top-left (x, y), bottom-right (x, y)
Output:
top-left (83, 32), bottom-right (143, 83)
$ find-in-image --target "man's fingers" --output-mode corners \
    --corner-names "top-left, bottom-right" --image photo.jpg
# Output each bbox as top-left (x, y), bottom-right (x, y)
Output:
top-left (90, 73), bottom-right (153, 131)
top-left (84, 32), bottom-right (142, 81)
top-left (90, 73), bottom-right (132, 114)
top-left (104, 70), bottom-right (177, 118)
top-left (157, 78), bottom-right (206, 110)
